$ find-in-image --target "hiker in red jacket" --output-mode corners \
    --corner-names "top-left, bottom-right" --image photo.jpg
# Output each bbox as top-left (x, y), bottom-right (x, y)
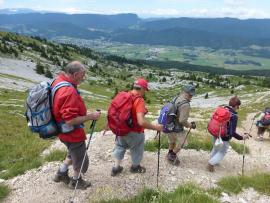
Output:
top-left (111, 78), bottom-right (163, 176)
top-left (52, 61), bottom-right (101, 189)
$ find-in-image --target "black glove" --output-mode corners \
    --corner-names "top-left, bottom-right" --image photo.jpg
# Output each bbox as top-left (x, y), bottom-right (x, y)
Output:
top-left (191, 121), bottom-right (196, 129)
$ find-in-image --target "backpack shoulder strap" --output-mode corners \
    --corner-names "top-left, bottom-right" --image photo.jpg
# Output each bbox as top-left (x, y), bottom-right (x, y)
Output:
top-left (131, 94), bottom-right (143, 108)
top-left (175, 99), bottom-right (190, 110)
top-left (130, 91), bottom-right (142, 102)
top-left (51, 81), bottom-right (73, 102)
top-left (173, 97), bottom-right (190, 115)
top-left (224, 106), bottom-right (237, 117)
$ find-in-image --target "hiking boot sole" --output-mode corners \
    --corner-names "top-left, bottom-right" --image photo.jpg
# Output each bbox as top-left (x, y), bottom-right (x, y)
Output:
top-left (111, 166), bottom-right (124, 177)
top-left (167, 159), bottom-right (180, 166)
top-left (68, 181), bottom-right (91, 190)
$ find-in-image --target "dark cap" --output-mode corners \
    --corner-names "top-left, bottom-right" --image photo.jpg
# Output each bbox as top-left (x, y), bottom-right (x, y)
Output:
top-left (229, 96), bottom-right (241, 107)
top-left (182, 84), bottom-right (196, 96)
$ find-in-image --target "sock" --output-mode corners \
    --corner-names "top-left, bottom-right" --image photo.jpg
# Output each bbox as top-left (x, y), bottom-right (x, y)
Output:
top-left (59, 163), bottom-right (68, 173)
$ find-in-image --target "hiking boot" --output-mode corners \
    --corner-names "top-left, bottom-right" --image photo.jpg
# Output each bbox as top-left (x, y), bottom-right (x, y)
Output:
top-left (111, 166), bottom-right (123, 177)
top-left (207, 164), bottom-right (215, 172)
top-left (53, 169), bottom-right (70, 184)
top-left (167, 152), bottom-right (180, 165)
top-left (130, 165), bottom-right (146, 173)
top-left (68, 177), bottom-right (91, 190)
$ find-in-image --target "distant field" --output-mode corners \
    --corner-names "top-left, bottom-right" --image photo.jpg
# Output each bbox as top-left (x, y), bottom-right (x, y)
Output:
top-left (96, 44), bottom-right (270, 71)
top-left (55, 37), bottom-right (270, 71)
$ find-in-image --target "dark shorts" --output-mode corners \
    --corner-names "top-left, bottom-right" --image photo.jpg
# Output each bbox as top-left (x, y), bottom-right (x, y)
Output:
top-left (61, 141), bottom-right (89, 173)
top-left (257, 126), bottom-right (268, 135)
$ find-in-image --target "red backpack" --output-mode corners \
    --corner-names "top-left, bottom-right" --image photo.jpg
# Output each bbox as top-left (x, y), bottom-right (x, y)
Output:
top-left (108, 91), bottom-right (140, 136)
top-left (208, 106), bottom-right (231, 137)
top-left (262, 112), bottom-right (270, 123)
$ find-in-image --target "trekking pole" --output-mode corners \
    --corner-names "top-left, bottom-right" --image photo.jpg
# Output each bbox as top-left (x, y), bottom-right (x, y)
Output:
top-left (168, 127), bottom-right (192, 175)
top-left (157, 131), bottom-right (161, 188)
top-left (242, 117), bottom-right (254, 176)
top-left (242, 139), bottom-right (246, 176)
top-left (172, 127), bottom-right (192, 165)
top-left (245, 115), bottom-right (255, 138)
top-left (69, 111), bottom-right (99, 203)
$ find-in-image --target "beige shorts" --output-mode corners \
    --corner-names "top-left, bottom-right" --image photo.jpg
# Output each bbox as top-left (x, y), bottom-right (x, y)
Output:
top-left (163, 131), bottom-right (187, 151)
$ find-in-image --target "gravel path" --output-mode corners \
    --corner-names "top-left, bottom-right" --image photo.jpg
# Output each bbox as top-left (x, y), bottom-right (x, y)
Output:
top-left (3, 114), bottom-right (270, 203)
top-left (2, 56), bottom-right (270, 202)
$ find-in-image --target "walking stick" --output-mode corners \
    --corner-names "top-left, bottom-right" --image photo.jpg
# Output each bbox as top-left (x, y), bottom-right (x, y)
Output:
top-left (242, 139), bottom-right (246, 176)
top-left (168, 127), bottom-right (192, 175)
top-left (172, 127), bottom-right (192, 165)
top-left (157, 131), bottom-right (161, 188)
top-left (70, 118), bottom-right (98, 203)
top-left (242, 116), bottom-right (254, 176)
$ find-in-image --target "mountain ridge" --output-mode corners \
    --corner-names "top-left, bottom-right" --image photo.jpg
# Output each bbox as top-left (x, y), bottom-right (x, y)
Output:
top-left (1, 13), bottom-right (270, 48)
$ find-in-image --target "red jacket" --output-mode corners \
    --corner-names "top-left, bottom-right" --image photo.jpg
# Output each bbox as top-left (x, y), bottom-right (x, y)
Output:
top-left (52, 74), bottom-right (87, 143)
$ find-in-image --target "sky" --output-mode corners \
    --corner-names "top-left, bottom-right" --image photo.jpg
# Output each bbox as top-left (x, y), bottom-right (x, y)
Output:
top-left (0, 0), bottom-right (270, 19)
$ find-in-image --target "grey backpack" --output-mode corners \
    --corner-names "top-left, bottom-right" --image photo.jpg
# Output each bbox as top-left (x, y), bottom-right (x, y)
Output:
top-left (25, 80), bottom-right (72, 139)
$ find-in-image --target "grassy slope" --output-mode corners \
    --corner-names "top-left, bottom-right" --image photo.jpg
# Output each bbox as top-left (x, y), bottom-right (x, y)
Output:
top-left (0, 89), bottom-right (50, 179)
top-left (0, 184), bottom-right (10, 202)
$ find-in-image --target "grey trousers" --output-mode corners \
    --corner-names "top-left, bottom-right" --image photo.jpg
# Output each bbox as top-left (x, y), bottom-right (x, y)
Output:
top-left (61, 141), bottom-right (89, 173)
top-left (112, 132), bottom-right (145, 166)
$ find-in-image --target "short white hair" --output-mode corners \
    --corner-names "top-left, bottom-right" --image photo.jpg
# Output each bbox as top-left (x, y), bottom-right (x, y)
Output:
top-left (65, 61), bottom-right (85, 74)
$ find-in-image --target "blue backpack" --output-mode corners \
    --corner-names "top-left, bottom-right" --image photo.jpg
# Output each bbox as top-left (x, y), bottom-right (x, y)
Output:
top-left (25, 80), bottom-right (72, 139)
top-left (158, 97), bottom-right (188, 133)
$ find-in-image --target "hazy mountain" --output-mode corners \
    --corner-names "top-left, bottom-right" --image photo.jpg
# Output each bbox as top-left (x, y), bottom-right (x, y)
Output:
top-left (141, 17), bottom-right (270, 39)
top-left (0, 13), bottom-right (140, 30)
top-left (1, 12), bottom-right (270, 48)
top-left (110, 27), bottom-right (260, 49)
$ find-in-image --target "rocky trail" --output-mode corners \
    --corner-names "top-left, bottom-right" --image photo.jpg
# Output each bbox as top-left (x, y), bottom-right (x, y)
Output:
top-left (1, 57), bottom-right (270, 203)
top-left (3, 112), bottom-right (270, 203)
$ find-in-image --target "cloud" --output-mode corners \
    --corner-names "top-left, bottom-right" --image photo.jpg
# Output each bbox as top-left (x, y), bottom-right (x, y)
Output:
top-left (0, 0), bottom-right (4, 6)
top-left (137, 6), bottom-right (270, 19)
top-left (31, 1), bottom-right (270, 19)
top-left (59, 7), bottom-right (81, 14)
top-left (224, 0), bottom-right (246, 8)
top-left (143, 8), bottom-right (180, 16)
top-left (219, 7), bottom-right (270, 19)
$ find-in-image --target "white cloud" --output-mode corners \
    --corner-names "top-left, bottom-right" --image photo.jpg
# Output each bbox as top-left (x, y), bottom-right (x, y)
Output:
top-left (142, 8), bottom-right (180, 16)
top-left (219, 7), bottom-right (270, 19)
top-left (224, 0), bottom-right (246, 8)
top-left (137, 6), bottom-right (270, 19)
top-left (30, 1), bottom-right (270, 19)
top-left (59, 7), bottom-right (81, 14)
top-left (0, 0), bottom-right (4, 6)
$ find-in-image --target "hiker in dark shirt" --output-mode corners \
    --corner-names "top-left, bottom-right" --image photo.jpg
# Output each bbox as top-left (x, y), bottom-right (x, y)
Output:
top-left (207, 96), bottom-right (249, 172)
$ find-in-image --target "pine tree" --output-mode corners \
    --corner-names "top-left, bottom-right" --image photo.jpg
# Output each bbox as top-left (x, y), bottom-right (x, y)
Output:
top-left (45, 67), bottom-right (53, 78)
top-left (35, 62), bottom-right (45, 75)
